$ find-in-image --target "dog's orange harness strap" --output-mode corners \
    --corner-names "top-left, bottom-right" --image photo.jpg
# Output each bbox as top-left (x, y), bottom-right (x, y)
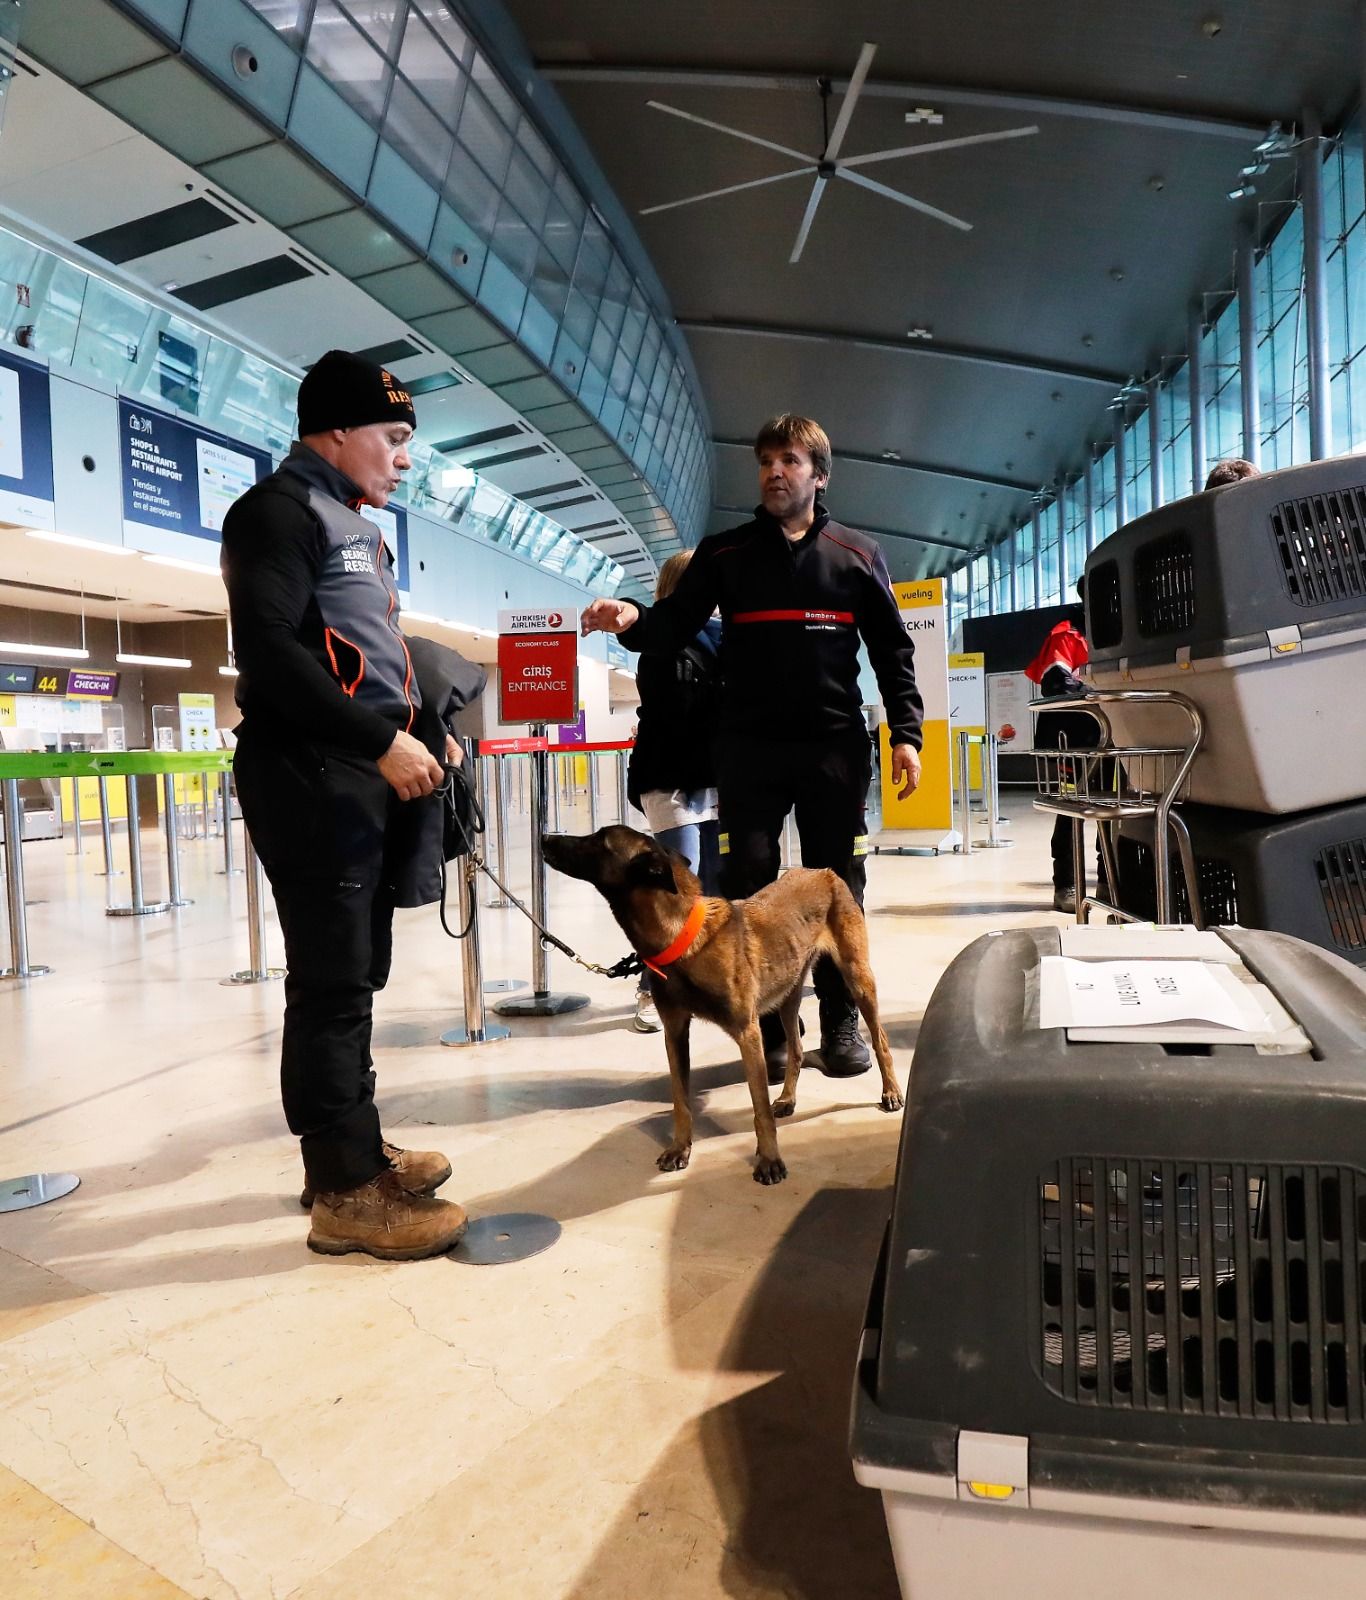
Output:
top-left (643, 898), bottom-right (711, 979)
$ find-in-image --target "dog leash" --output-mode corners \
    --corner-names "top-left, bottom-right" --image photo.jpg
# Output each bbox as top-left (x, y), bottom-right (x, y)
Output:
top-left (437, 763), bottom-right (643, 980)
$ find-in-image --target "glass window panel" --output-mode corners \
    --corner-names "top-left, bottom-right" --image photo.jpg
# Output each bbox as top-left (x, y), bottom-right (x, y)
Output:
top-left (244, 0), bottom-right (307, 42)
top-left (306, 0), bottom-right (391, 120)
top-left (412, 1), bottom-right (470, 67)
top-left (458, 86), bottom-right (512, 187)
top-left (444, 146), bottom-right (499, 237)
top-left (491, 195), bottom-right (538, 281)
top-left (517, 117), bottom-right (556, 181)
top-left (542, 194), bottom-right (580, 275)
top-left (562, 286), bottom-right (596, 348)
top-left (469, 49), bottom-right (518, 129)
top-left (397, 9), bottom-right (465, 126)
top-left (572, 217), bottom-right (610, 303)
top-left (334, 1), bottom-right (403, 57)
top-left (69, 275), bottom-right (148, 389)
top-left (530, 240), bottom-right (570, 319)
top-left (503, 147), bottom-right (549, 232)
top-left (385, 78), bottom-right (453, 189)
top-left (588, 314), bottom-right (617, 374)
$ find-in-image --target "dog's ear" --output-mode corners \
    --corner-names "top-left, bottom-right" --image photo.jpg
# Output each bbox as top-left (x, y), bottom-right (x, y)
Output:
top-left (627, 847), bottom-right (680, 894)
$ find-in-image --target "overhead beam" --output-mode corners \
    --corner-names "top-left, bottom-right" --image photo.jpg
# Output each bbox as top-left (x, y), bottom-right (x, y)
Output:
top-left (713, 506), bottom-right (972, 552)
top-left (682, 318), bottom-right (1126, 388)
top-left (713, 437), bottom-right (1035, 493)
top-left (541, 64), bottom-right (1267, 143)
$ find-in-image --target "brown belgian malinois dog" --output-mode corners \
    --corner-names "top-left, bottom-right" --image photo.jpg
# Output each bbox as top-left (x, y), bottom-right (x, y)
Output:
top-left (542, 825), bottom-right (903, 1185)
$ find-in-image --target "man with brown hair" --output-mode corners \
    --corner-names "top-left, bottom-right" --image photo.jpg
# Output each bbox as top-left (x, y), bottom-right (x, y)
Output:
top-left (1204, 457), bottom-right (1260, 489)
top-left (583, 414), bottom-right (922, 1078)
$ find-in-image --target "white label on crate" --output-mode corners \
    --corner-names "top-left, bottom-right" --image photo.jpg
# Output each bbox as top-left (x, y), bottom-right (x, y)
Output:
top-left (1039, 957), bottom-right (1270, 1034)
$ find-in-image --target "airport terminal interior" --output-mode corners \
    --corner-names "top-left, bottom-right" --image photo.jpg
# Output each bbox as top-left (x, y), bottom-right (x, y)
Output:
top-left (5, 2), bottom-right (1366, 1596)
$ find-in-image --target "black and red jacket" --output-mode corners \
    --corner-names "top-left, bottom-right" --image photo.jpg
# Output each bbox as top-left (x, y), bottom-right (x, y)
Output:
top-left (221, 443), bottom-right (419, 757)
top-left (621, 503), bottom-right (924, 749)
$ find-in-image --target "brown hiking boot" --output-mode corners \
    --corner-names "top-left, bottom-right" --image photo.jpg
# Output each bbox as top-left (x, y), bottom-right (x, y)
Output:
top-left (307, 1168), bottom-right (468, 1261)
top-left (299, 1140), bottom-right (452, 1209)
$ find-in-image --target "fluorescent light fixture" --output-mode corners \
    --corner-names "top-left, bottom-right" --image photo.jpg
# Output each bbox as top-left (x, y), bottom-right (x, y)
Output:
top-left (25, 530), bottom-right (136, 556)
top-left (116, 652), bottom-right (192, 668)
top-left (142, 554), bottom-right (221, 576)
top-left (439, 464), bottom-right (477, 490)
top-left (0, 640), bottom-right (89, 659)
top-left (218, 665), bottom-right (239, 677)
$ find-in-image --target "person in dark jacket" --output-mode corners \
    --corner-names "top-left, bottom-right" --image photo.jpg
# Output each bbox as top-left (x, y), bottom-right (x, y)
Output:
top-left (583, 414), bottom-right (923, 1079)
top-left (221, 349), bottom-right (471, 1262)
top-left (626, 549), bottom-right (723, 1031)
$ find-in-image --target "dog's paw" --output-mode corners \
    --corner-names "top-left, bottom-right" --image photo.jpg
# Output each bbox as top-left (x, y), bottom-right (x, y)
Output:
top-left (771, 1096), bottom-right (796, 1119)
top-left (657, 1145), bottom-right (692, 1172)
top-left (753, 1155), bottom-right (788, 1185)
top-left (879, 1089), bottom-right (904, 1113)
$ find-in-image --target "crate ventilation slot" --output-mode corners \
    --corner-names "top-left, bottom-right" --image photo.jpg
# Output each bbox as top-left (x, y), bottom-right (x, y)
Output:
top-left (1271, 489), bottom-right (1366, 607)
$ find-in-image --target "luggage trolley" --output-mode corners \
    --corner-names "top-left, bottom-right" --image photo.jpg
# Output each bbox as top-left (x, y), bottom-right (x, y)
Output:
top-left (1029, 687), bottom-right (1204, 924)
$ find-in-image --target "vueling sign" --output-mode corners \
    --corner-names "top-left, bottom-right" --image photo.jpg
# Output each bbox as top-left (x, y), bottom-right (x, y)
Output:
top-left (895, 580), bottom-right (941, 606)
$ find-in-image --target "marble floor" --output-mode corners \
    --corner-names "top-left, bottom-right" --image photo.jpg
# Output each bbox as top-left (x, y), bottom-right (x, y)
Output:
top-left (0, 784), bottom-right (1067, 1599)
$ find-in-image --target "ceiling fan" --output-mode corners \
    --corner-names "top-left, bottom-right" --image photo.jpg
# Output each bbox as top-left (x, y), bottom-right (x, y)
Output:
top-left (641, 42), bottom-right (1039, 263)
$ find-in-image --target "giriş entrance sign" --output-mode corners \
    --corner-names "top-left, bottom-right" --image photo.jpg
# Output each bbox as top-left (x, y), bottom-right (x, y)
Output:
top-left (497, 609), bottom-right (579, 726)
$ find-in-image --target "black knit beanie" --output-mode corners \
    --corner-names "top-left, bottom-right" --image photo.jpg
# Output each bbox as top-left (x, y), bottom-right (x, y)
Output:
top-left (297, 349), bottom-right (416, 434)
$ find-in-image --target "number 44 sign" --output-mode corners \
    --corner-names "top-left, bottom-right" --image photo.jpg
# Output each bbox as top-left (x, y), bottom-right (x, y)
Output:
top-left (497, 608), bottom-right (578, 726)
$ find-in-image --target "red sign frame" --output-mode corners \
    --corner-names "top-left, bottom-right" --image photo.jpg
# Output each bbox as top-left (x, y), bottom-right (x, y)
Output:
top-left (497, 630), bottom-right (578, 726)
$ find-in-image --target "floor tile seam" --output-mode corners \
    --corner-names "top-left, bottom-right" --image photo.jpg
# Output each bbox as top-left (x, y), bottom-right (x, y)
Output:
top-left (0, 1460), bottom-right (199, 1599)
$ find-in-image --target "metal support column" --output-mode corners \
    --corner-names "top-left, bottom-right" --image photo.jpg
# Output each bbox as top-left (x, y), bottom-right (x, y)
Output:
top-left (161, 773), bottom-right (191, 907)
top-left (1148, 378), bottom-right (1164, 511)
top-left (494, 727), bottom-right (589, 1017)
top-left (1031, 503), bottom-right (1042, 605)
top-left (1301, 108), bottom-right (1332, 460)
top-left (1083, 457), bottom-right (1096, 555)
top-left (221, 830), bottom-right (284, 984)
top-left (1056, 489), bottom-right (1068, 601)
top-left (1, 778), bottom-right (50, 978)
top-left (1113, 405), bottom-right (1129, 529)
top-left (106, 775), bottom-right (170, 916)
top-left (1187, 302), bottom-right (1207, 493)
top-left (1007, 530), bottom-right (1018, 612)
top-left (1236, 226), bottom-right (1261, 469)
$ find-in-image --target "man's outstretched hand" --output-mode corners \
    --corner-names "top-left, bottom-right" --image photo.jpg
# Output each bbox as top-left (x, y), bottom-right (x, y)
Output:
top-left (378, 729), bottom-right (443, 800)
top-left (581, 598), bottom-right (640, 636)
top-left (890, 743), bottom-right (922, 800)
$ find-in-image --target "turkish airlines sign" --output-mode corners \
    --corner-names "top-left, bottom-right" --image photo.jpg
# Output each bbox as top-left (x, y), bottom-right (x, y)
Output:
top-left (497, 608), bottom-right (579, 726)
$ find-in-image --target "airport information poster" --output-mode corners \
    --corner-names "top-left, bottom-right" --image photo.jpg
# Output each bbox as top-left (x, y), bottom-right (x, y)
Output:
top-left (119, 400), bottom-right (271, 547)
top-left (0, 348), bottom-right (55, 529)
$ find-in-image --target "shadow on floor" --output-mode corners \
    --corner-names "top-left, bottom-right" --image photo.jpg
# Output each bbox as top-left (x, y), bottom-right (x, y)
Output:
top-left (566, 1181), bottom-right (902, 1599)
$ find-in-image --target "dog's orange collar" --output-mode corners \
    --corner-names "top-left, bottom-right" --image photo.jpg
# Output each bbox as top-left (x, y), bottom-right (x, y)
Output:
top-left (643, 898), bottom-right (711, 979)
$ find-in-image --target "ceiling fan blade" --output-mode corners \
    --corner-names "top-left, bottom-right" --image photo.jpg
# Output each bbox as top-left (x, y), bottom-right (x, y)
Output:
top-left (647, 100), bottom-right (814, 165)
top-left (641, 165), bottom-right (817, 217)
top-left (789, 175), bottom-right (828, 263)
top-left (837, 168), bottom-right (973, 231)
top-left (839, 125), bottom-right (1040, 171)
top-left (823, 41), bottom-right (877, 161)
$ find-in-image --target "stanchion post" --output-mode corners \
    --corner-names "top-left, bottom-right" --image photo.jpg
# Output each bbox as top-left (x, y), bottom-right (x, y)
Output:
top-left (955, 730), bottom-right (974, 855)
top-left (588, 750), bottom-right (599, 831)
top-left (222, 828), bottom-right (284, 985)
top-left (161, 773), bottom-right (192, 906)
top-left (218, 770), bottom-right (241, 876)
top-left (487, 755), bottom-right (510, 908)
top-left (615, 749), bottom-right (628, 823)
top-left (96, 776), bottom-right (122, 878)
top-left (107, 774), bottom-right (171, 917)
top-left (70, 778), bottom-right (83, 857)
top-left (976, 734), bottom-right (1013, 850)
top-left (441, 851), bottom-right (510, 1046)
top-left (494, 726), bottom-right (588, 1018)
top-left (1, 777), bottom-right (50, 979)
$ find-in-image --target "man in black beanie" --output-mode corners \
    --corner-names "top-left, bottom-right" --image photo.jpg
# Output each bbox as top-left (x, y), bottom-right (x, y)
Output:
top-left (221, 349), bottom-right (469, 1260)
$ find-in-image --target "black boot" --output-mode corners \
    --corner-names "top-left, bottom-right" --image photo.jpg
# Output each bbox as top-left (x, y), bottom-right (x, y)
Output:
top-left (760, 1011), bottom-right (802, 1085)
top-left (812, 997), bottom-right (871, 1078)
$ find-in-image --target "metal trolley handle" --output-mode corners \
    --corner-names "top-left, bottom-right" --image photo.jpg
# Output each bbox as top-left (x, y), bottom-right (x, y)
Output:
top-left (1028, 687), bottom-right (1204, 925)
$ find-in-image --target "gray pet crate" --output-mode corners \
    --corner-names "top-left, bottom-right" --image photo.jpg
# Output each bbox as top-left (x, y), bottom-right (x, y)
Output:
top-left (1082, 457), bottom-right (1366, 813)
top-left (1114, 799), bottom-right (1366, 965)
top-left (852, 924), bottom-right (1366, 1598)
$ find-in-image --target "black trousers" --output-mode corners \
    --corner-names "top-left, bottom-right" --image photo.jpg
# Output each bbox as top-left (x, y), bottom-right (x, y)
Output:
top-left (716, 729), bottom-right (870, 1011)
top-left (232, 731), bottom-right (398, 1194)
